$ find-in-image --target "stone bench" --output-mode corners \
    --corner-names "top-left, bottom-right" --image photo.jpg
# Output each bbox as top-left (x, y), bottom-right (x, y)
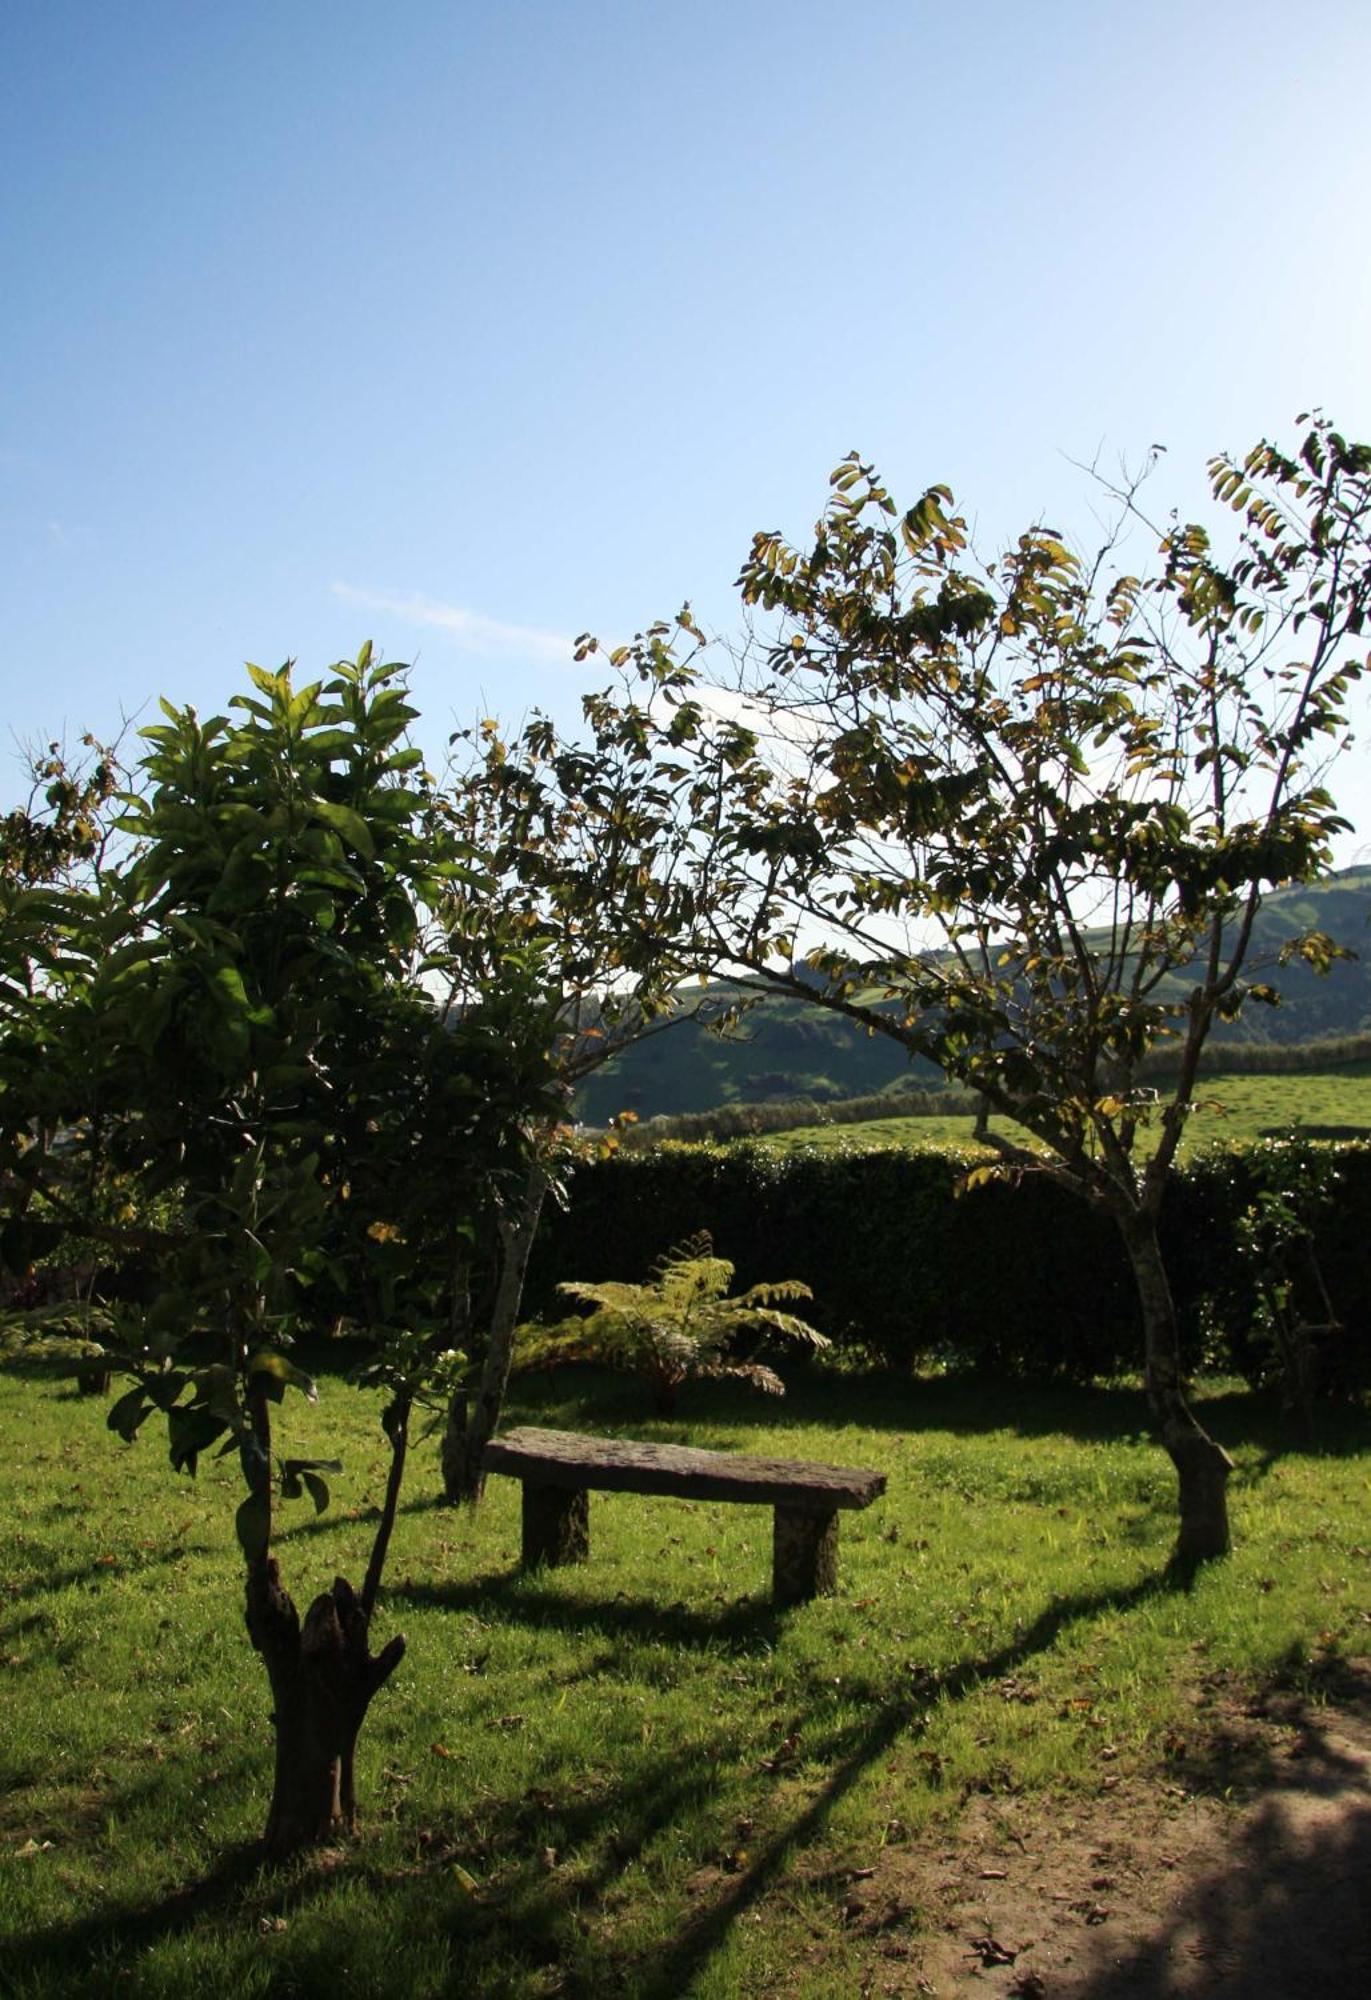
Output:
top-left (482, 1425), bottom-right (886, 1606)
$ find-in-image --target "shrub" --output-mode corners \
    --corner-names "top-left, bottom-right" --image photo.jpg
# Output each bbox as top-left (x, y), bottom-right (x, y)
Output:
top-left (526, 1140), bottom-right (1371, 1390)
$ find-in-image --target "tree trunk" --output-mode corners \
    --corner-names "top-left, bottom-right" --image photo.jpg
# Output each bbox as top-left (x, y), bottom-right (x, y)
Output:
top-left (1118, 1206), bottom-right (1233, 1566)
top-left (245, 1559), bottom-right (405, 1859)
top-left (442, 1163), bottom-right (548, 1504)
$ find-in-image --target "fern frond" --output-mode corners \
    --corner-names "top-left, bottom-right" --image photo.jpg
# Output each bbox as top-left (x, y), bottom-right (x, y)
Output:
top-left (535, 1233), bottom-right (827, 1411)
top-left (734, 1279), bottom-right (815, 1310)
top-left (659, 1255), bottom-right (734, 1311)
top-left (554, 1278), bottom-right (652, 1313)
top-left (701, 1361), bottom-right (786, 1397)
top-left (728, 1307), bottom-right (831, 1350)
top-left (650, 1230), bottom-right (717, 1283)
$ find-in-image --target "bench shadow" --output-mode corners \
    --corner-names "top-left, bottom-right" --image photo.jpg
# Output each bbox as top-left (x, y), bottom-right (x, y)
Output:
top-left (391, 1568), bottom-right (786, 1654)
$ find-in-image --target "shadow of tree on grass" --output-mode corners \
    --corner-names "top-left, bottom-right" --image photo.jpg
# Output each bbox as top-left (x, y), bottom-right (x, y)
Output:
top-left (1076, 1690), bottom-right (1371, 1997)
top-left (0, 1561), bottom-right (1185, 1996)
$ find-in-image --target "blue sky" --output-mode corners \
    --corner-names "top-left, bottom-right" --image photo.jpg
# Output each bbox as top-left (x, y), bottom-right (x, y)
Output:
top-left (5, 0), bottom-right (1370, 852)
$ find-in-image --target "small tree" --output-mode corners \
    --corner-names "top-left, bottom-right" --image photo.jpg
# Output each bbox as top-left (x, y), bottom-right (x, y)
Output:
top-left (436, 616), bottom-right (737, 1499)
top-left (638, 416), bottom-right (1370, 1565)
top-left (1226, 1136), bottom-right (1348, 1440)
top-left (3, 651), bottom-right (557, 1856)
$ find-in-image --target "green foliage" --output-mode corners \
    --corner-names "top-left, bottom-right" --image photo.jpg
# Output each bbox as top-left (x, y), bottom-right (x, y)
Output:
top-left (0, 737), bottom-right (123, 1302)
top-left (527, 1140), bottom-right (1371, 1395)
top-left (551, 415), bottom-right (1371, 1555)
top-left (667, 420), bottom-right (1371, 1220)
top-left (2, 647), bottom-right (560, 1554)
top-left (517, 1230), bottom-right (830, 1413)
top-left (1204, 1137), bottom-right (1359, 1414)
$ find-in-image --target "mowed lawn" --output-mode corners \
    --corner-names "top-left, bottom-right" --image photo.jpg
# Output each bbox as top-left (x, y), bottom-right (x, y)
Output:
top-left (753, 1068), bottom-right (1371, 1158)
top-left (0, 1359), bottom-right (1367, 1998)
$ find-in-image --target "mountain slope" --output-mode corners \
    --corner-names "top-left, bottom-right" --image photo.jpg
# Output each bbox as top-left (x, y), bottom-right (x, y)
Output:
top-left (573, 869), bottom-right (1371, 1123)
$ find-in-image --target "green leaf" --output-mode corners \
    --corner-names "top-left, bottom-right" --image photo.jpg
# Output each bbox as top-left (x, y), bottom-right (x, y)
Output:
top-left (248, 1349), bottom-right (318, 1403)
top-left (235, 1490), bottom-right (271, 1563)
top-left (107, 1386), bottom-right (152, 1442)
top-left (310, 798), bottom-right (376, 859)
top-left (144, 1371), bottom-right (191, 1413)
top-left (167, 1405), bottom-right (229, 1475)
top-left (245, 662), bottom-right (286, 699)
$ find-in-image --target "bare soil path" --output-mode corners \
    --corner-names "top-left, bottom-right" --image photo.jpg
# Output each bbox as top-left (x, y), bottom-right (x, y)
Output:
top-left (844, 1660), bottom-right (1371, 1997)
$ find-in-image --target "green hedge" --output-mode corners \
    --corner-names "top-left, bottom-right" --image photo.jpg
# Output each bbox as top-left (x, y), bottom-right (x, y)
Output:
top-left (526, 1140), bottom-right (1371, 1390)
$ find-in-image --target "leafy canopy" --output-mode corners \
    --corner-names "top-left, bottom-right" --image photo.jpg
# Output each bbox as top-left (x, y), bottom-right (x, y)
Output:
top-left (8, 648), bottom-right (559, 1553)
top-left (655, 415), bottom-right (1371, 1222)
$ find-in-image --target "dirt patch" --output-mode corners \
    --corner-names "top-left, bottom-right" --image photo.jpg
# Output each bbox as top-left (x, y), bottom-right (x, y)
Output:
top-left (843, 1659), bottom-right (1371, 1997)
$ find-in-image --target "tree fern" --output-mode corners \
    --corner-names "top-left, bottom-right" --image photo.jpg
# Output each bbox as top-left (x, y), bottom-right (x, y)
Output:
top-left (515, 1231), bottom-right (829, 1414)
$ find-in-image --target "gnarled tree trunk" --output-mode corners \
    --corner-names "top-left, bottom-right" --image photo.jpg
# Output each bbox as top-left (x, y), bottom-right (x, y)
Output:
top-left (1118, 1205), bottom-right (1232, 1566)
top-left (245, 1562), bottom-right (405, 1858)
top-left (442, 1163), bottom-right (548, 1504)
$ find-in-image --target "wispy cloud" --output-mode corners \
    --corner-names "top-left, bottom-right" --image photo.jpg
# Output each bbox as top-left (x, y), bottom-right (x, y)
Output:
top-left (329, 584), bottom-right (573, 665)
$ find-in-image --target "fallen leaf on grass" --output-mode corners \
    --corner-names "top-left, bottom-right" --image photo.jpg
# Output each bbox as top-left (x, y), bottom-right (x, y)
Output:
top-left (761, 1732), bottom-right (800, 1773)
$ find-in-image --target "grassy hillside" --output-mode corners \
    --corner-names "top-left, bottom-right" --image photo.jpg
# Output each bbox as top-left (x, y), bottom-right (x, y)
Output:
top-left (744, 1068), bottom-right (1371, 1160)
top-left (575, 868), bottom-right (1371, 1124)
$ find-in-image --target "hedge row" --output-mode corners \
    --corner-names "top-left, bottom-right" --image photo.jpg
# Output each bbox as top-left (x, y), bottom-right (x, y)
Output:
top-left (525, 1140), bottom-right (1371, 1391)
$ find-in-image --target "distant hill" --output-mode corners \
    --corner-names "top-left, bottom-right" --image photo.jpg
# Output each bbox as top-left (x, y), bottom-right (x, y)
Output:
top-left (573, 868), bottom-right (1371, 1124)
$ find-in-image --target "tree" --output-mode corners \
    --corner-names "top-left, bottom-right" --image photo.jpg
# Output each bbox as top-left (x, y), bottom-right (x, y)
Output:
top-left (0, 735), bottom-right (122, 1308)
top-left (435, 615), bottom-right (736, 1500)
top-left (2, 651), bottom-right (558, 1855)
top-left (634, 415), bottom-right (1371, 1565)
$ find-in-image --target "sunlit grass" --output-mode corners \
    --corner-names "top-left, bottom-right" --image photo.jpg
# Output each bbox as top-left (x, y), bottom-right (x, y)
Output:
top-left (751, 1068), bottom-right (1371, 1158)
top-left (0, 1360), bottom-right (1366, 1996)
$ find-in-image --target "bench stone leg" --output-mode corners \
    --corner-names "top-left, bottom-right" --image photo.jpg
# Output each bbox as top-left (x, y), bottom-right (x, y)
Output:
top-left (522, 1481), bottom-right (589, 1569)
top-left (772, 1505), bottom-right (838, 1605)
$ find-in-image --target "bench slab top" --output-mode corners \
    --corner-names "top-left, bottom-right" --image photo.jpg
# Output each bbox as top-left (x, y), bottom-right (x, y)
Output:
top-left (483, 1426), bottom-right (885, 1512)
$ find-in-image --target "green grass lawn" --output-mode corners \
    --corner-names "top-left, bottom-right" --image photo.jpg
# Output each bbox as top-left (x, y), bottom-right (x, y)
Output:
top-left (1, 1359), bottom-right (1367, 1997)
top-left (751, 1068), bottom-right (1371, 1158)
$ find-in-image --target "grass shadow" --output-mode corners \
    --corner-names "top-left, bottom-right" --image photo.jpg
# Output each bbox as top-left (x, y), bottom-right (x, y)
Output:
top-left (617, 1563), bottom-right (1184, 1997)
top-left (391, 1569), bottom-right (785, 1656)
top-left (0, 1838), bottom-right (268, 1988)
top-left (506, 1364), bottom-right (1370, 1471)
top-left (2, 1558), bottom-right (1197, 1997)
